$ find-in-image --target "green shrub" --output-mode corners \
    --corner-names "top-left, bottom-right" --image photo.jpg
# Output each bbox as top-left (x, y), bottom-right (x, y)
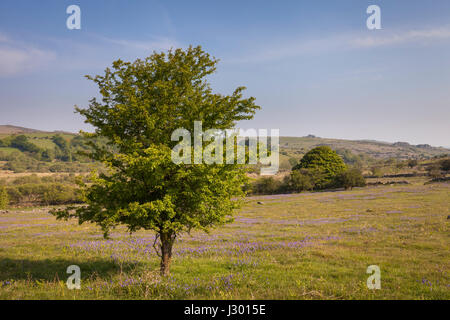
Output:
top-left (408, 159), bottom-right (418, 168)
top-left (52, 135), bottom-right (69, 150)
top-left (288, 157), bottom-right (298, 167)
top-left (0, 186), bottom-right (9, 209)
top-left (5, 187), bottom-right (22, 204)
top-left (41, 183), bottom-right (80, 205)
top-left (292, 146), bottom-right (346, 189)
top-left (252, 177), bottom-right (284, 195)
top-left (335, 168), bottom-right (366, 190)
top-left (441, 159), bottom-right (450, 172)
top-left (288, 168), bottom-right (318, 192)
top-left (3, 174), bottom-right (82, 206)
top-left (427, 164), bottom-right (443, 179)
top-left (11, 174), bottom-right (41, 185)
top-left (371, 166), bottom-right (384, 178)
top-left (10, 135), bottom-right (42, 154)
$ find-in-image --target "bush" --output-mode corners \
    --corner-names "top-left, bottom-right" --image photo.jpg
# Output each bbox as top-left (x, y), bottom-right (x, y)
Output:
top-left (292, 146), bottom-right (346, 189)
top-left (1, 174), bottom-right (83, 206)
top-left (336, 168), bottom-right (366, 190)
top-left (41, 183), bottom-right (81, 205)
top-left (6, 183), bottom-right (81, 206)
top-left (408, 159), bottom-right (418, 168)
top-left (288, 168), bottom-right (322, 192)
top-left (288, 157), bottom-right (298, 167)
top-left (441, 159), bottom-right (450, 172)
top-left (0, 186), bottom-right (9, 209)
top-left (52, 135), bottom-right (69, 151)
top-left (11, 174), bottom-right (41, 185)
top-left (252, 177), bottom-right (284, 195)
top-left (427, 164), bottom-right (443, 179)
top-left (5, 186), bottom-right (22, 204)
top-left (371, 166), bottom-right (384, 178)
top-left (2, 152), bottom-right (44, 173)
top-left (10, 135), bottom-right (41, 154)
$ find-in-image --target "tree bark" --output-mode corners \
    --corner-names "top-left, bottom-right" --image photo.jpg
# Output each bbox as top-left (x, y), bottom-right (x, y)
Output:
top-left (159, 232), bottom-right (175, 276)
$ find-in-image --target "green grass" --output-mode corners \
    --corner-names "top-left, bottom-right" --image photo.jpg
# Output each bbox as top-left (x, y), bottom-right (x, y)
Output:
top-left (0, 147), bottom-right (21, 155)
top-left (27, 137), bottom-right (57, 150)
top-left (0, 132), bottom-right (75, 151)
top-left (0, 182), bottom-right (448, 299)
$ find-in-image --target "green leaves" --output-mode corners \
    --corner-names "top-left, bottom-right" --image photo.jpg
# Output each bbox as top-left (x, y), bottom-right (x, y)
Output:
top-left (0, 186), bottom-right (8, 209)
top-left (79, 46), bottom-right (259, 153)
top-left (293, 146), bottom-right (346, 189)
top-left (53, 46), bottom-right (259, 244)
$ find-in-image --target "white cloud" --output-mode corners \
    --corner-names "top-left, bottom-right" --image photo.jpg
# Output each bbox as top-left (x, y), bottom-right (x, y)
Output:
top-left (97, 35), bottom-right (181, 52)
top-left (225, 35), bottom-right (348, 64)
top-left (0, 33), bottom-right (56, 77)
top-left (226, 26), bottom-right (450, 64)
top-left (352, 27), bottom-right (450, 48)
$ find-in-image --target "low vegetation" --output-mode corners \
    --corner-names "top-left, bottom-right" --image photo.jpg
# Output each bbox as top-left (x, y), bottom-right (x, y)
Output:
top-left (0, 174), bottom-right (82, 207)
top-left (0, 186), bottom-right (8, 209)
top-left (0, 182), bottom-right (448, 299)
top-left (0, 132), bottom-right (104, 174)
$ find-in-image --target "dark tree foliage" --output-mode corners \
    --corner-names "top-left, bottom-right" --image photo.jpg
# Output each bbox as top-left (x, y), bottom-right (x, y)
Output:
top-left (292, 146), bottom-right (346, 189)
top-left (441, 159), bottom-right (450, 172)
top-left (336, 168), bottom-right (366, 190)
top-left (10, 135), bottom-right (41, 154)
top-left (407, 159), bottom-right (418, 168)
top-left (0, 186), bottom-right (8, 209)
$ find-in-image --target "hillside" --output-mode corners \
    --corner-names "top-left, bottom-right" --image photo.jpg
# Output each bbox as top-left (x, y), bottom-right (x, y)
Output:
top-left (0, 125), bottom-right (46, 134)
top-left (1, 125), bottom-right (447, 159)
top-left (279, 136), bottom-right (449, 160)
top-left (0, 126), bottom-right (448, 174)
top-left (0, 127), bottom-right (94, 174)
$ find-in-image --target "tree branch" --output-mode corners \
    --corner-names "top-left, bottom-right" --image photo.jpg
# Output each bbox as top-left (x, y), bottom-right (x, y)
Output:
top-left (152, 233), bottom-right (161, 257)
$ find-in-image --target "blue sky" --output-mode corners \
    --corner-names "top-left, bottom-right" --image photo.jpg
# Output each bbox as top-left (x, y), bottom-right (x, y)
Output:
top-left (0, 0), bottom-right (449, 146)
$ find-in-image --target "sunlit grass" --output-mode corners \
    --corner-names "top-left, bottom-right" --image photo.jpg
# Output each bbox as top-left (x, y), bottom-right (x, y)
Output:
top-left (0, 182), bottom-right (448, 299)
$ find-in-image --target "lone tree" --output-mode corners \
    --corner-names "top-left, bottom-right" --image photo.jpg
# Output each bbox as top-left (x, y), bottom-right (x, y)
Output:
top-left (52, 46), bottom-right (260, 276)
top-left (292, 146), bottom-right (346, 189)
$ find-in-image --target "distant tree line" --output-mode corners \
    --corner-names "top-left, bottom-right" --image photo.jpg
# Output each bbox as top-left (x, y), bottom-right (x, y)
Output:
top-left (0, 174), bottom-right (83, 207)
top-left (250, 146), bottom-right (366, 195)
top-left (0, 134), bottom-right (107, 173)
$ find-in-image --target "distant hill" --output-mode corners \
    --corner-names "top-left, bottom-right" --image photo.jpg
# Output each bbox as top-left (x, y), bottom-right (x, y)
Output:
top-left (0, 125), bottom-right (448, 161)
top-left (0, 125), bottom-right (75, 135)
top-left (0, 125), bottom-right (46, 134)
top-left (280, 136), bottom-right (449, 160)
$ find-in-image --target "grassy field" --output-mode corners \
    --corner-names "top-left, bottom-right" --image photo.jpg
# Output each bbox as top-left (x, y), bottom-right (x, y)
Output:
top-left (0, 181), bottom-right (448, 300)
top-left (0, 147), bottom-right (20, 155)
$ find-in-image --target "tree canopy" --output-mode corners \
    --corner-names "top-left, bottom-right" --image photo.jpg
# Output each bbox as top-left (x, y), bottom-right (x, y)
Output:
top-left (292, 146), bottom-right (346, 189)
top-left (51, 46), bottom-right (260, 275)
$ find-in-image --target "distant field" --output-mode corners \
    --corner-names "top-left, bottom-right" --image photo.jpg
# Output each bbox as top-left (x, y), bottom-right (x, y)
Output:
top-left (0, 171), bottom-right (70, 181)
top-left (0, 147), bottom-right (19, 155)
top-left (1, 125), bottom-right (449, 163)
top-left (26, 137), bottom-right (57, 150)
top-left (0, 181), bottom-right (448, 299)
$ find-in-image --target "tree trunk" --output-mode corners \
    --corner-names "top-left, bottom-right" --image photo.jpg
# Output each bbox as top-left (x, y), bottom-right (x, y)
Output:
top-left (159, 232), bottom-right (175, 276)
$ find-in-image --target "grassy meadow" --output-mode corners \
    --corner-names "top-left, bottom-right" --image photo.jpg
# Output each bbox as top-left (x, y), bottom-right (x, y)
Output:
top-left (0, 179), bottom-right (448, 300)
